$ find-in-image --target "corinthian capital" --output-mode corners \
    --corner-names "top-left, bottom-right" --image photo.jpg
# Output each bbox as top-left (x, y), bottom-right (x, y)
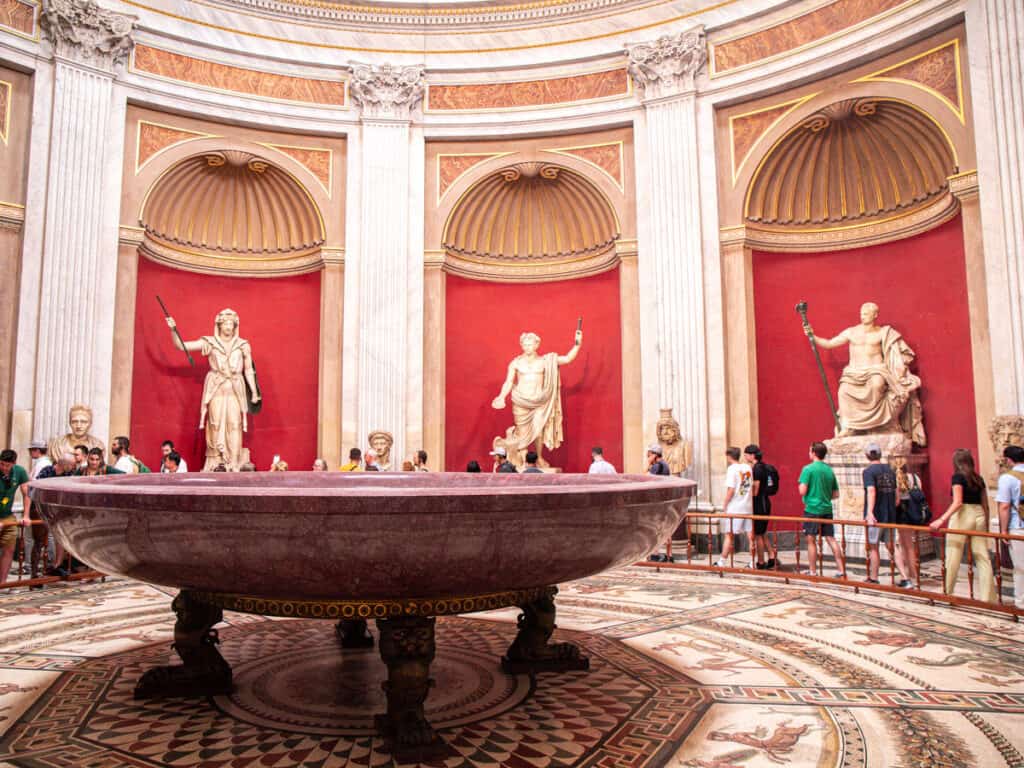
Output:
top-left (349, 62), bottom-right (425, 120)
top-left (41, 0), bottom-right (135, 72)
top-left (626, 26), bottom-right (706, 100)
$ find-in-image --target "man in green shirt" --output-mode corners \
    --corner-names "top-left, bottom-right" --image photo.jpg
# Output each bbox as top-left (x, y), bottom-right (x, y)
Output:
top-left (1, 448), bottom-right (31, 585)
top-left (797, 442), bottom-right (846, 579)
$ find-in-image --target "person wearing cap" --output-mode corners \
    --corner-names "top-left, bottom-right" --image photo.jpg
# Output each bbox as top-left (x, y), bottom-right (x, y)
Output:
top-left (863, 441), bottom-right (904, 585)
top-left (28, 441), bottom-right (52, 482)
top-left (490, 446), bottom-right (517, 473)
top-left (588, 446), bottom-right (617, 475)
top-left (25, 441), bottom-right (53, 584)
top-left (646, 444), bottom-right (671, 476)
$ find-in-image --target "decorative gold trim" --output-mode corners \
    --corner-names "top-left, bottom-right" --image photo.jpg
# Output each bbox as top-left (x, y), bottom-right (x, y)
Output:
top-left (852, 38), bottom-right (965, 125)
top-left (425, 68), bottom-right (632, 114)
top-left (948, 168), bottom-right (978, 201)
top-left (257, 141), bottom-right (334, 197)
top-left (140, 237), bottom-right (326, 277)
top-left (728, 92), bottom-right (818, 186)
top-left (188, 585), bottom-right (557, 619)
top-left (0, 200), bottom-right (25, 231)
top-left (0, 0), bottom-right (39, 42)
top-left (543, 140), bottom-right (625, 192)
top-left (708, 0), bottom-right (916, 78)
top-left (0, 79), bottom-right (11, 145)
top-left (742, 189), bottom-right (960, 252)
top-left (135, 120), bottom-right (218, 174)
top-left (436, 151), bottom-right (515, 204)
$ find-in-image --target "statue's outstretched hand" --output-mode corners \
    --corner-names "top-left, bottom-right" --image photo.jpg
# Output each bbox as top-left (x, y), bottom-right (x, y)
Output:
top-left (166, 316), bottom-right (177, 330)
top-left (574, 330), bottom-right (583, 346)
top-left (251, 393), bottom-right (261, 404)
top-left (491, 397), bottom-right (505, 409)
top-left (803, 323), bottom-right (814, 337)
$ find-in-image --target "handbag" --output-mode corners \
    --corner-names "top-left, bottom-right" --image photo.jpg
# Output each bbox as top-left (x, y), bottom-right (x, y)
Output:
top-left (904, 475), bottom-right (931, 525)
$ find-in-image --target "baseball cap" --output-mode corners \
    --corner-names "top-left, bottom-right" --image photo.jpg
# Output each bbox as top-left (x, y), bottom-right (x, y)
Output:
top-left (489, 446), bottom-right (507, 457)
top-left (647, 443), bottom-right (662, 456)
top-left (865, 442), bottom-right (882, 455)
top-left (29, 440), bottom-right (47, 450)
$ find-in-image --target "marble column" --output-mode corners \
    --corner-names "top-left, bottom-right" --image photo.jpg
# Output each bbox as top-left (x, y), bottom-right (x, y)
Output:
top-left (719, 227), bottom-right (759, 450)
top-left (965, 0), bottom-right (1024, 421)
top-left (29, 0), bottom-right (134, 444)
top-left (318, 254), bottom-right (345, 467)
top-left (629, 28), bottom-right (711, 501)
top-left (343, 63), bottom-right (426, 466)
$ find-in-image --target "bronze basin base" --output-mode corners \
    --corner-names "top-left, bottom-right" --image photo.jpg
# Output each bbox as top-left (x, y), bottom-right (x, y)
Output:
top-left (133, 586), bottom-right (588, 762)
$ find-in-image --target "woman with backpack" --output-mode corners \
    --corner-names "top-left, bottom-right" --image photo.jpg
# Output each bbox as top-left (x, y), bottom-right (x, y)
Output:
top-left (929, 449), bottom-right (996, 602)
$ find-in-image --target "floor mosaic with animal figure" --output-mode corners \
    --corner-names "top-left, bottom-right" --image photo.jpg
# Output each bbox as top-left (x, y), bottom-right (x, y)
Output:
top-left (0, 568), bottom-right (1021, 767)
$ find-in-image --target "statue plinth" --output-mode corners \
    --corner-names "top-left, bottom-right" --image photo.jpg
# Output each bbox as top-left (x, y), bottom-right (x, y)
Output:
top-left (823, 433), bottom-right (934, 561)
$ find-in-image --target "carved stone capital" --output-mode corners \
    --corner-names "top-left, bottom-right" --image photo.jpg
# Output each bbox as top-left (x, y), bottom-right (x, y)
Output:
top-left (626, 26), bottom-right (706, 101)
top-left (40, 0), bottom-right (135, 72)
top-left (949, 169), bottom-right (980, 202)
top-left (349, 62), bottom-right (425, 120)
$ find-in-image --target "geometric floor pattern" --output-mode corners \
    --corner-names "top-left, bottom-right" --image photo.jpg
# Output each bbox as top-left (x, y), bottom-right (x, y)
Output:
top-left (1, 567), bottom-right (1023, 767)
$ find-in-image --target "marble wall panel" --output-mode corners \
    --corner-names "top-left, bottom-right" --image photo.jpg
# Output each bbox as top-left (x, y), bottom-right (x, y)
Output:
top-left (712, 0), bottom-right (909, 74)
top-left (261, 144), bottom-right (333, 196)
top-left (437, 153), bottom-right (507, 201)
top-left (132, 45), bottom-right (346, 106)
top-left (136, 121), bottom-right (213, 171)
top-left (856, 39), bottom-right (963, 120)
top-left (544, 142), bottom-right (624, 190)
top-left (426, 68), bottom-right (629, 111)
top-left (0, 0), bottom-right (34, 36)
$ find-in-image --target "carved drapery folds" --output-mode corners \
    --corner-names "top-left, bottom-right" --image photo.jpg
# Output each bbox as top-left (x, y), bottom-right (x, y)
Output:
top-left (349, 62), bottom-right (425, 120)
top-left (626, 26), bottom-right (706, 100)
top-left (40, 0), bottom-right (135, 71)
top-left (746, 98), bottom-right (957, 229)
top-left (442, 161), bottom-right (620, 281)
top-left (140, 151), bottom-right (325, 275)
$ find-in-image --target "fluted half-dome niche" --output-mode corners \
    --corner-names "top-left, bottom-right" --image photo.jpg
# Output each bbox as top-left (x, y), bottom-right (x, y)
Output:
top-left (746, 99), bottom-right (957, 228)
top-left (443, 162), bottom-right (619, 281)
top-left (140, 151), bottom-right (325, 274)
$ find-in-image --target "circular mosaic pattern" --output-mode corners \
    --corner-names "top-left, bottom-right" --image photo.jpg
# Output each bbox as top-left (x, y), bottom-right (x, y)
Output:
top-left (213, 634), bottom-right (532, 735)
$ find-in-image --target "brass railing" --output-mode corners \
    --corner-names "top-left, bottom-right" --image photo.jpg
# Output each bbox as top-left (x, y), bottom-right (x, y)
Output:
top-left (639, 512), bottom-right (1024, 620)
top-left (0, 517), bottom-right (105, 590)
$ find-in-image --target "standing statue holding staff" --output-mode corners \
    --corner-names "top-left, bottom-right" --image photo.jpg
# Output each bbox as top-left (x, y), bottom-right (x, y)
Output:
top-left (492, 321), bottom-right (583, 468)
top-left (164, 305), bottom-right (262, 471)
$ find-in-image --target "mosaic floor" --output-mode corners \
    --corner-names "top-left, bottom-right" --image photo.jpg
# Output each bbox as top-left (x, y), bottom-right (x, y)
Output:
top-left (0, 568), bottom-right (1022, 767)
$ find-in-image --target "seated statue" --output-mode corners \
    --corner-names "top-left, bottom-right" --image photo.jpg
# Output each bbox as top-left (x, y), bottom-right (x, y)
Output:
top-left (48, 404), bottom-right (106, 461)
top-left (805, 302), bottom-right (926, 446)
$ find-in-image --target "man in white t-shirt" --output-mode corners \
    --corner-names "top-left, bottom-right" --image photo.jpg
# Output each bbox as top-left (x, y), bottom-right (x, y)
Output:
top-left (716, 446), bottom-right (753, 567)
top-left (588, 446), bottom-right (617, 475)
top-left (996, 444), bottom-right (1024, 610)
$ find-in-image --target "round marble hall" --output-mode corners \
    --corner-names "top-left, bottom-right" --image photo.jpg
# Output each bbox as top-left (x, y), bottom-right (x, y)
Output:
top-left (0, 0), bottom-right (1023, 765)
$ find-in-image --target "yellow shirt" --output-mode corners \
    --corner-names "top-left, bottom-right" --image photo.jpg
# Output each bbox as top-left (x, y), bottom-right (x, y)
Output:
top-left (339, 461), bottom-right (363, 472)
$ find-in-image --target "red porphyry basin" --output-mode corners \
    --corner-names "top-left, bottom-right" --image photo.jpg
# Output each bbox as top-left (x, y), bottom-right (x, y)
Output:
top-left (32, 472), bottom-right (694, 600)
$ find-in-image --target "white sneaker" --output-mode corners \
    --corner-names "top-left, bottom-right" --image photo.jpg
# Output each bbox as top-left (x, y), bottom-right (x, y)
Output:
top-left (714, 559), bottom-right (727, 567)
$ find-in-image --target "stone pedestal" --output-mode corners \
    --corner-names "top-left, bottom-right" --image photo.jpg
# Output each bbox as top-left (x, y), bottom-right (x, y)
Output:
top-left (825, 434), bottom-right (934, 561)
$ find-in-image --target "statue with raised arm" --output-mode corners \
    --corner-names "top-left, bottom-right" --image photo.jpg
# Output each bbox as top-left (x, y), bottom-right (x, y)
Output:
top-left (804, 302), bottom-right (926, 446)
top-left (166, 308), bottom-right (261, 471)
top-left (491, 328), bottom-right (583, 468)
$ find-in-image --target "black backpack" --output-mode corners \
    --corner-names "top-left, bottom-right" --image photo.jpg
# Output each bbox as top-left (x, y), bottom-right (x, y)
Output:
top-left (903, 476), bottom-right (931, 525)
top-left (762, 463), bottom-right (781, 496)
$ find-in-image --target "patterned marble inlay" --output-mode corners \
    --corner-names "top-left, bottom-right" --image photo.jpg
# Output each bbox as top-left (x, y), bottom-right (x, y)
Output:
top-left (729, 95), bottom-right (814, 183)
top-left (0, 0), bottom-right (34, 36)
top-left (0, 80), bottom-right (9, 144)
top-left (544, 142), bottom-right (624, 190)
top-left (855, 39), bottom-right (964, 121)
top-left (427, 69), bottom-right (629, 111)
top-left (136, 120), bottom-right (213, 171)
top-left (437, 153), bottom-right (509, 200)
top-left (132, 45), bottom-right (346, 106)
top-left (262, 143), bottom-right (333, 195)
top-left (712, 0), bottom-right (909, 74)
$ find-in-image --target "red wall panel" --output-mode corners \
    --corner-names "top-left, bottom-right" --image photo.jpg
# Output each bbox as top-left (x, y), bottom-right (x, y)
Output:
top-left (753, 216), bottom-right (975, 519)
top-left (130, 257), bottom-right (322, 472)
top-left (445, 269), bottom-right (623, 473)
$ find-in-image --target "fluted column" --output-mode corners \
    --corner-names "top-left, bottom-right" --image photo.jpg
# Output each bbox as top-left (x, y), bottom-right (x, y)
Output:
top-left (31, 0), bottom-right (134, 443)
top-left (966, 0), bottom-right (1024, 419)
top-left (629, 28), bottom-right (711, 502)
top-left (344, 63), bottom-right (425, 465)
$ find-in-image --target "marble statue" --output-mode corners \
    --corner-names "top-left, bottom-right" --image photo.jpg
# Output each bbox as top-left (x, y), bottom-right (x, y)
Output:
top-left (167, 308), bottom-right (261, 471)
top-left (805, 302), bottom-right (926, 446)
top-left (491, 328), bottom-right (583, 468)
top-left (48, 403), bottom-right (105, 460)
top-left (368, 430), bottom-right (394, 471)
top-left (656, 408), bottom-right (692, 475)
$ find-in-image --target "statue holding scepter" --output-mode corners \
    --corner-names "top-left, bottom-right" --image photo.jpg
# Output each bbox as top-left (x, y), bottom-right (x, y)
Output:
top-left (165, 308), bottom-right (262, 471)
top-left (491, 324), bottom-right (583, 468)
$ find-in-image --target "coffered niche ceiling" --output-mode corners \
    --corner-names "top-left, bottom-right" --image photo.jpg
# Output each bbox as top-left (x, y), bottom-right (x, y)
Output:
top-left (442, 162), bottom-right (620, 282)
top-left (745, 98), bottom-right (958, 236)
top-left (140, 151), bottom-right (325, 276)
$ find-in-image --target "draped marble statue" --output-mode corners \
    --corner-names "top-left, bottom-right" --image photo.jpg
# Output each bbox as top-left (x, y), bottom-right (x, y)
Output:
top-left (167, 308), bottom-right (262, 471)
top-left (805, 302), bottom-right (926, 446)
top-left (491, 329), bottom-right (583, 468)
top-left (656, 408), bottom-right (692, 475)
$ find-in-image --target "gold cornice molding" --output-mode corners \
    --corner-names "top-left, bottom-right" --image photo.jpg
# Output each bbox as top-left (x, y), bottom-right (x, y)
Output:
top-left (443, 245), bottom-right (620, 282)
top-left (139, 236), bottom-right (326, 277)
top-left (948, 169), bottom-right (979, 202)
top-left (321, 245), bottom-right (345, 265)
top-left (119, 224), bottom-right (145, 245)
top-left (740, 190), bottom-right (960, 253)
top-left (424, 249), bottom-right (446, 268)
top-left (0, 200), bottom-right (25, 231)
top-left (615, 238), bottom-right (638, 257)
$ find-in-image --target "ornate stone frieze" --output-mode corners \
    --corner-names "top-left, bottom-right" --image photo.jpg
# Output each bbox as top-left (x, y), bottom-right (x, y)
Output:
top-left (626, 26), bottom-right (706, 100)
top-left (40, 0), bottom-right (135, 72)
top-left (349, 62), bottom-right (425, 120)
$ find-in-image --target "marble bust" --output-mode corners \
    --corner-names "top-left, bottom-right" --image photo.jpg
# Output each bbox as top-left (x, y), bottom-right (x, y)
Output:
top-left (491, 328), bottom-right (582, 468)
top-left (48, 404), bottom-right (106, 460)
top-left (368, 430), bottom-right (394, 471)
top-left (805, 302), bottom-right (925, 445)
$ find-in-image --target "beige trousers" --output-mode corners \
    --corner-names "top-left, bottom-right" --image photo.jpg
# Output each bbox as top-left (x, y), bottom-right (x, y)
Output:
top-left (944, 503), bottom-right (996, 602)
